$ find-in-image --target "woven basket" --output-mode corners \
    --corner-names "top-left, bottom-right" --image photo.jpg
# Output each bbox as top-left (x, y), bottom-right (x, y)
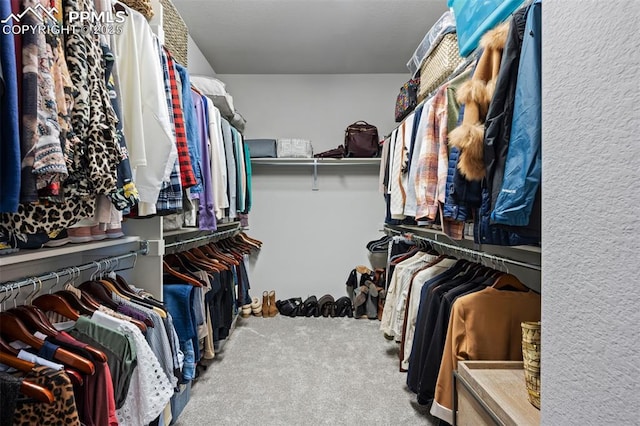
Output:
top-left (522, 321), bottom-right (541, 409)
top-left (160, 0), bottom-right (188, 67)
top-left (417, 33), bottom-right (465, 102)
top-left (120, 0), bottom-right (154, 19)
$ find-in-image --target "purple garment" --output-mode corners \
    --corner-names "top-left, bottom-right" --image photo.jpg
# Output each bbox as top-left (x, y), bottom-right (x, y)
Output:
top-left (192, 90), bottom-right (216, 230)
top-left (117, 303), bottom-right (152, 323)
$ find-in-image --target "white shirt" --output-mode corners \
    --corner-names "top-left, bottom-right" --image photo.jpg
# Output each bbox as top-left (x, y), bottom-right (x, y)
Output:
top-left (112, 4), bottom-right (177, 211)
top-left (204, 99), bottom-right (230, 219)
top-left (91, 310), bottom-right (173, 426)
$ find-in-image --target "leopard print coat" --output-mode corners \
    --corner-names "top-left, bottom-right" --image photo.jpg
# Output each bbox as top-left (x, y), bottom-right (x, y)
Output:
top-left (1, 0), bottom-right (121, 236)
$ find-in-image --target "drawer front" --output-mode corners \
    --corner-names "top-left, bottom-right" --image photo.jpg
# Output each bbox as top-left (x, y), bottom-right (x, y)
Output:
top-left (457, 384), bottom-right (500, 426)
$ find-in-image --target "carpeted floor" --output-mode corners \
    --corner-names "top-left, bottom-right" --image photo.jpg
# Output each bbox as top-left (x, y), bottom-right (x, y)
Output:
top-left (174, 315), bottom-right (438, 425)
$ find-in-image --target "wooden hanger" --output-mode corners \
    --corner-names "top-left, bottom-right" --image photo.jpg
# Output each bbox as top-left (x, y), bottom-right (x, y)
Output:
top-left (77, 281), bottom-right (120, 310)
top-left (0, 313), bottom-right (95, 375)
top-left (8, 307), bottom-right (59, 337)
top-left (32, 294), bottom-right (80, 321)
top-left (55, 291), bottom-right (95, 316)
top-left (491, 273), bottom-right (529, 291)
top-left (163, 261), bottom-right (203, 287)
top-left (0, 353), bottom-right (55, 403)
top-left (0, 334), bottom-right (19, 355)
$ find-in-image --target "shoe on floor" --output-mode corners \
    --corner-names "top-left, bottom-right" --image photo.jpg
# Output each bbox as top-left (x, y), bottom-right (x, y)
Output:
top-left (241, 304), bottom-right (252, 318)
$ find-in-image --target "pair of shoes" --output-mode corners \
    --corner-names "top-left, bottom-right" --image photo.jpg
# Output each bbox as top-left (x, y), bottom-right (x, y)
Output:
top-left (318, 294), bottom-right (335, 317)
top-left (333, 296), bottom-right (353, 318)
top-left (250, 297), bottom-right (262, 317)
top-left (67, 227), bottom-right (93, 243)
top-left (299, 296), bottom-right (320, 317)
top-left (0, 228), bottom-right (19, 255)
top-left (276, 298), bottom-right (302, 317)
top-left (241, 304), bottom-right (252, 318)
top-left (261, 291), bottom-right (278, 317)
top-left (44, 229), bottom-right (71, 248)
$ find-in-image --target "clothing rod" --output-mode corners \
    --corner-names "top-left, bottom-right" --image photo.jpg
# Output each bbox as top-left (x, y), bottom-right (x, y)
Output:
top-left (0, 249), bottom-right (147, 292)
top-left (385, 227), bottom-right (541, 271)
top-left (163, 227), bottom-right (241, 252)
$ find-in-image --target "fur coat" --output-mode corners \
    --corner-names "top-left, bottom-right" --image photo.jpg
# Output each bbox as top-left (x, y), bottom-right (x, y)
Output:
top-left (448, 22), bottom-right (509, 181)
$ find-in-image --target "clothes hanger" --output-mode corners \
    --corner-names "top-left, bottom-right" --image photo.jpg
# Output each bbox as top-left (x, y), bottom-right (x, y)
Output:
top-left (491, 273), bottom-right (529, 291)
top-left (32, 294), bottom-right (80, 321)
top-left (0, 353), bottom-right (53, 401)
top-left (77, 281), bottom-right (120, 310)
top-left (0, 313), bottom-right (95, 375)
top-left (163, 260), bottom-right (203, 287)
top-left (0, 334), bottom-right (19, 355)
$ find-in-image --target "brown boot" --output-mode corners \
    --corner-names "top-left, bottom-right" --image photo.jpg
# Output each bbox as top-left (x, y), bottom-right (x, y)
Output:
top-left (268, 290), bottom-right (278, 317)
top-left (262, 291), bottom-right (269, 318)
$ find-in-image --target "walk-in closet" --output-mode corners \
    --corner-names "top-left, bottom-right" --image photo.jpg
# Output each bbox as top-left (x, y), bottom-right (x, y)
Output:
top-left (0, 0), bottom-right (637, 425)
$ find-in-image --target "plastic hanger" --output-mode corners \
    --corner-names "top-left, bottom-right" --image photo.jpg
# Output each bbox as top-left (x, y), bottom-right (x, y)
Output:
top-left (0, 313), bottom-right (95, 375)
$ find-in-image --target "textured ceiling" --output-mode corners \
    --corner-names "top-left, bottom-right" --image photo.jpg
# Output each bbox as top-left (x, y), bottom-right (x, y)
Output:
top-left (172, 0), bottom-right (449, 74)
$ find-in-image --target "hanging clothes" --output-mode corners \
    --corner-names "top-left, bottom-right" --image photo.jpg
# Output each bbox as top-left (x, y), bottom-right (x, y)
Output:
top-left (0, 0), bottom-right (21, 213)
top-left (112, 5), bottom-right (177, 216)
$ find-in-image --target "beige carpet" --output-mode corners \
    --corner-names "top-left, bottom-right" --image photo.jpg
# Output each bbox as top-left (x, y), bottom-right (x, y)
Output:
top-left (174, 315), bottom-right (438, 425)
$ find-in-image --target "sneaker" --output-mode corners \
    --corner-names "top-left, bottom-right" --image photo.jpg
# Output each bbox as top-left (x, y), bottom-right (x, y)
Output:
top-left (90, 225), bottom-right (107, 241)
top-left (67, 226), bottom-right (93, 243)
top-left (44, 229), bottom-right (71, 248)
top-left (105, 227), bottom-right (124, 239)
top-left (16, 232), bottom-right (49, 250)
top-left (0, 229), bottom-right (19, 255)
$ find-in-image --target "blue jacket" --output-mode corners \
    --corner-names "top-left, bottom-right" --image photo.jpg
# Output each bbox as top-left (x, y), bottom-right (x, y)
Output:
top-left (0, 2), bottom-right (21, 213)
top-left (491, 0), bottom-right (542, 226)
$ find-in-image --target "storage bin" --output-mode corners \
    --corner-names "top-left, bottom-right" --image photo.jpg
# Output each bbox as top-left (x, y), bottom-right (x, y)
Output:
top-left (246, 139), bottom-right (277, 158)
top-left (406, 11), bottom-right (457, 77)
top-left (417, 33), bottom-right (465, 102)
top-left (448, 0), bottom-right (526, 57)
top-left (276, 139), bottom-right (313, 158)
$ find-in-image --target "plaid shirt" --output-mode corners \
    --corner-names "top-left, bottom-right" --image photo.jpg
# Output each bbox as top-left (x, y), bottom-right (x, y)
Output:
top-left (415, 86), bottom-right (449, 221)
top-left (160, 46), bottom-right (196, 189)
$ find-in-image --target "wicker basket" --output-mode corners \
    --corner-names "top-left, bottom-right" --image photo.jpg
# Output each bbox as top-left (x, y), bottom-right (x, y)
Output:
top-left (159, 0), bottom-right (188, 67)
top-left (417, 33), bottom-right (465, 102)
top-left (522, 321), bottom-right (541, 409)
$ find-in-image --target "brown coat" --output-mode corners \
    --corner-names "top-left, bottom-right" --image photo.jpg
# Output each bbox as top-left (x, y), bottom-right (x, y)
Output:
top-left (431, 286), bottom-right (541, 423)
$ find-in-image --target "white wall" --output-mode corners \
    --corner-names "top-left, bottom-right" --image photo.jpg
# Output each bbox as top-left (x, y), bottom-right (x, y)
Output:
top-left (217, 74), bottom-right (407, 151)
top-left (542, 1), bottom-right (640, 424)
top-left (217, 74), bottom-right (407, 299)
top-left (187, 35), bottom-right (216, 77)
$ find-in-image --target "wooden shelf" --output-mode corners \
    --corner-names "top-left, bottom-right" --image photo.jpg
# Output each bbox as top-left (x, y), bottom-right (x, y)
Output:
top-left (455, 361), bottom-right (540, 426)
top-left (0, 236), bottom-right (141, 267)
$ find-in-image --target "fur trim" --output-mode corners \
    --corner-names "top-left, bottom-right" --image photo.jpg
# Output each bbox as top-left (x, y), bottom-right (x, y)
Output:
top-left (456, 79), bottom-right (490, 105)
top-left (449, 123), bottom-right (485, 181)
top-left (480, 22), bottom-right (510, 51)
top-left (458, 153), bottom-right (486, 181)
top-left (449, 123), bottom-right (483, 150)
